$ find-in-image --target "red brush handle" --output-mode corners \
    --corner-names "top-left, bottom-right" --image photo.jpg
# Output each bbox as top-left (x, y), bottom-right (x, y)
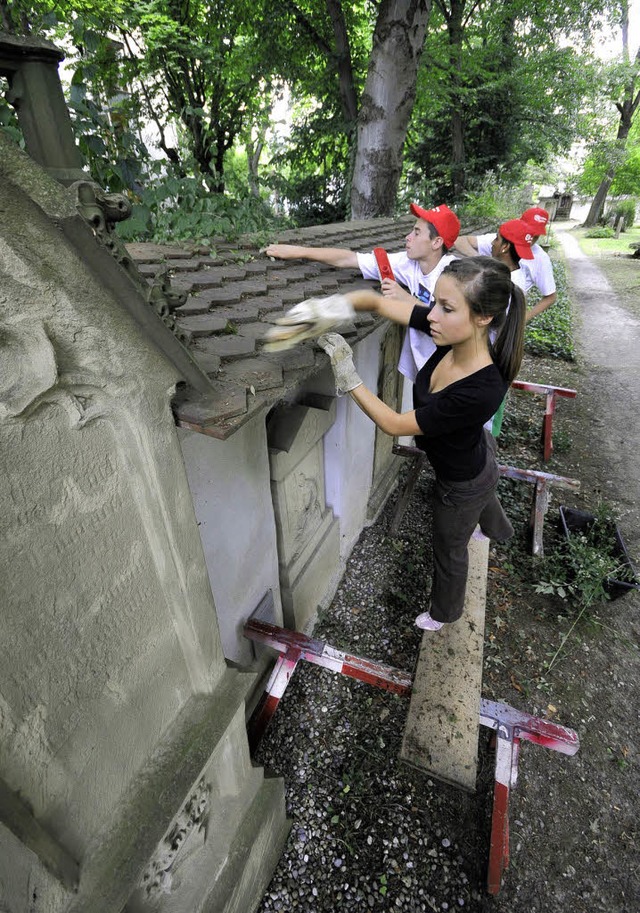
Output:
top-left (373, 248), bottom-right (395, 282)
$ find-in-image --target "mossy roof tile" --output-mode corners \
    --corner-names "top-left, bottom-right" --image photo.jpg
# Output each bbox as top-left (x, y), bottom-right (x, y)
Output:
top-left (128, 214), bottom-right (414, 438)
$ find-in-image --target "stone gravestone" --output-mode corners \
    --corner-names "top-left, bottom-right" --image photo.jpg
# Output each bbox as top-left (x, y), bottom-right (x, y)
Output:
top-left (0, 136), bottom-right (288, 912)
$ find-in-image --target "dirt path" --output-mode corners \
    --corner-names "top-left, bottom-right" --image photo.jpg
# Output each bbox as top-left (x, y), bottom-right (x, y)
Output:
top-left (555, 225), bottom-right (640, 554)
top-left (487, 227), bottom-right (640, 913)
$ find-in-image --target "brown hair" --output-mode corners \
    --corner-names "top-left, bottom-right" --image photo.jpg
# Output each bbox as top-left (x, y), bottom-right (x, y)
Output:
top-left (441, 256), bottom-right (526, 382)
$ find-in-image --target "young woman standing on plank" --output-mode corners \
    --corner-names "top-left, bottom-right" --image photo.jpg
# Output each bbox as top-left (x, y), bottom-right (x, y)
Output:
top-left (268, 256), bottom-right (526, 630)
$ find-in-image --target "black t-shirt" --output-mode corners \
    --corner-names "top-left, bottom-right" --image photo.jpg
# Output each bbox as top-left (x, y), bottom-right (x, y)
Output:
top-left (409, 306), bottom-right (508, 481)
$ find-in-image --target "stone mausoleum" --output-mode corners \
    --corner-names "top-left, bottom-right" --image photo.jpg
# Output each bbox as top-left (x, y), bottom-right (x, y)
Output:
top-left (0, 31), bottom-right (410, 913)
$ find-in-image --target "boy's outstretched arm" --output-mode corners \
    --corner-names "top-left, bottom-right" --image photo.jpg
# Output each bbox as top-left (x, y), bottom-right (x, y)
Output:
top-left (264, 243), bottom-right (358, 269)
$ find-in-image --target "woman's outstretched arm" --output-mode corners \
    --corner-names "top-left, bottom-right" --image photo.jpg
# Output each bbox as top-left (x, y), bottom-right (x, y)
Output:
top-left (349, 384), bottom-right (421, 437)
top-left (346, 290), bottom-right (416, 327)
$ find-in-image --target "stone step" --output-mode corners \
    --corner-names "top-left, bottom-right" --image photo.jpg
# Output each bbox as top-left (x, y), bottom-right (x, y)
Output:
top-left (400, 530), bottom-right (488, 792)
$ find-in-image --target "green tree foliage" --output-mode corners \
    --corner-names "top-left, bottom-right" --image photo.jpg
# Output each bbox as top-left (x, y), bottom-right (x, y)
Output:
top-left (1, 0), bottom-right (632, 229)
top-left (403, 0), bottom-right (606, 203)
top-left (257, 0), bottom-right (374, 221)
top-left (582, 0), bottom-right (640, 225)
top-left (579, 119), bottom-right (640, 197)
top-left (119, 0), bottom-right (275, 193)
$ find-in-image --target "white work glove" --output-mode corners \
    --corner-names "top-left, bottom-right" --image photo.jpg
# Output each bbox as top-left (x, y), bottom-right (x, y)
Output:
top-left (262, 294), bottom-right (355, 352)
top-left (317, 333), bottom-right (363, 396)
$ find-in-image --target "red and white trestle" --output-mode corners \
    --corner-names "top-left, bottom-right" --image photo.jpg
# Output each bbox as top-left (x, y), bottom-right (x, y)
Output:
top-left (244, 619), bottom-right (580, 896)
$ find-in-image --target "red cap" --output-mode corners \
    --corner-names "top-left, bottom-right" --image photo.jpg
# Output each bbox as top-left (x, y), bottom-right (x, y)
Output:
top-left (521, 207), bottom-right (549, 235)
top-left (409, 203), bottom-right (460, 248)
top-left (499, 220), bottom-right (535, 260)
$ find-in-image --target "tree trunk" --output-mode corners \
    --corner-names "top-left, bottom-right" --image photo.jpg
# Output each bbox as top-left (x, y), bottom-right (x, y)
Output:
top-left (325, 0), bottom-right (358, 127)
top-left (450, 108), bottom-right (465, 197)
top-left (584, 173), bottom-right (615, 227)
top-left (584, 6), bottom-right (640, 227)
top-left (446, 0), bottom-right (466, 199)
top-left (246, 135), bottom-right (263, 198)
top-left (350, 0), bottom-right (432, 219)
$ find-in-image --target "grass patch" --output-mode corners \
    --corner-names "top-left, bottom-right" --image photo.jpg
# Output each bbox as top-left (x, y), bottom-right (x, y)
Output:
top-left (573, 224), bottom-right (640, 258)
top-left (571, 226), bottom-right (640, 321)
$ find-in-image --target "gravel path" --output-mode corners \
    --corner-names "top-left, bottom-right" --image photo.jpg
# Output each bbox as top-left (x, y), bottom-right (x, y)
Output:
top-left (254, 466), bottom-right (496, 912)
top-left (555, 226), bottom-right (640, 548)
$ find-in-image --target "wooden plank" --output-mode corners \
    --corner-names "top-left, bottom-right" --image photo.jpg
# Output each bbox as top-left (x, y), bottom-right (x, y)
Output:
top-left (400, 530), bottom-right (489, 792)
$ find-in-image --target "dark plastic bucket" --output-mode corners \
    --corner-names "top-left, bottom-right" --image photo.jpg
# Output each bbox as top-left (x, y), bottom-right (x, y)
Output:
top-left (558, 506), bottom-right (640, 599)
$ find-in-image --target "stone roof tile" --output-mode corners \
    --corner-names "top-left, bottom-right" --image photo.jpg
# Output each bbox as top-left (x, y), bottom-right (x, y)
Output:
top-left (192, 351), bottom-right (222, 375)
top-left (127, 214), bottom-right (414, 439)
top-left (235, 321), bottom-right (274, 340)
top-left (126, 242), bottom-right (196, 262)
top-left (174, 296), bottom-right (212, 316)
top-left (175, 314), bottom-right (229, 336)
top-left (172, 380), bottom-right (248, 432)
top-left (194, 333), bottom-right (256, 360)
top-left (165, 257), bottom-right (209, 271)
top-left (197, 287), bottom-right (242, 306)
top-left (220, 356), bottom-right (284, 391)
top-left (175, 271), bottom-right (223, 290)
top-left (263, 344), bottom-right (317, 373)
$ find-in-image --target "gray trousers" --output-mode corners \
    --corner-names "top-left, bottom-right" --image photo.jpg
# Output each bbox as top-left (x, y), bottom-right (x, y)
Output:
top-left (429, 433), bottom-right (513, 624)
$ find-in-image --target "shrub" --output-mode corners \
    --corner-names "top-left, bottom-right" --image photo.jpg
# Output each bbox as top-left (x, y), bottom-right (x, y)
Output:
top-left (614, 198), bottom-right (637, 230)
top-left (535, 502), bottom-right (634, 611)
top-left (584, 226), bottom-right (615, 238)
top-left (524, 259), bottom-right (575, 361)
top-left (116, 168), bottom-right (290, 244)
top-left (455, 171), bottom-right (530, 227)
top-left (602, 199), bottom-right (637, 231)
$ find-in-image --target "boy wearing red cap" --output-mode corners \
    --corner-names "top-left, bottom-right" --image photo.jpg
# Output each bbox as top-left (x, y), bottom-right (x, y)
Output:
top-left (489, 219), bottom-right (534, 288)
top-left (519, 207), bottom-right (557, 320)
top-left (462, 219), bottom-right (533, 437)
top-left (265, 203), bottom-right (460, 384)
top-left (454, 208), bottom-right (556, 320)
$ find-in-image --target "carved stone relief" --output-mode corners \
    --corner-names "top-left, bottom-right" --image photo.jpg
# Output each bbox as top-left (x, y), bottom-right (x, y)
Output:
top-left (139, 779), bottom-right (211, 900)
top-left (0, 320), bottom-right (58, 418)
top-left (70, 180), bottom-right (189, 342)
top-left (369, 324), bottom-right (404, 520)
top-left (267, 399), bottom-right (341, 629)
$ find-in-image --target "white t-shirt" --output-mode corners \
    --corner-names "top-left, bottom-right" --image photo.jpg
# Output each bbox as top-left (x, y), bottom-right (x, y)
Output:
top-left (356, 250), bottom-right (457, 381)
top-left (476, 233), bottom-right (494, 258)
top-left (510, 267), bottom-right (526, 292)
top-left (520, 243), bottom-right (555, 297)
top-left (476, 234), bottom-right (553, 295)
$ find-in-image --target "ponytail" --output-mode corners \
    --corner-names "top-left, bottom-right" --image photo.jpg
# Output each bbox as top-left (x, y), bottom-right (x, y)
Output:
top-left (491, 283), bottom-right (526, 383)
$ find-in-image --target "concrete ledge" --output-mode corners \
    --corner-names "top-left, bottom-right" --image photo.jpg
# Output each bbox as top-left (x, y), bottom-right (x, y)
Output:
top-left (65, 668), bottom-right (288, 913)
top-left (400, 531), bottom-right (489, 792)
top-left (202, 777), bottom-right (291, 913)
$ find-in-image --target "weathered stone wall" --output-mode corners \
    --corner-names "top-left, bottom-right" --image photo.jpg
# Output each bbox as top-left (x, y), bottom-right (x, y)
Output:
top-left (0, 135), bottom-right (288, 913)
top-left (320, 324), bottom-right (399, 558)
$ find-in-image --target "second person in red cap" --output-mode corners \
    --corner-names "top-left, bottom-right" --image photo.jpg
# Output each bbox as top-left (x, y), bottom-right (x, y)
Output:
top-left (264, 204), bottom-right (461, 401)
